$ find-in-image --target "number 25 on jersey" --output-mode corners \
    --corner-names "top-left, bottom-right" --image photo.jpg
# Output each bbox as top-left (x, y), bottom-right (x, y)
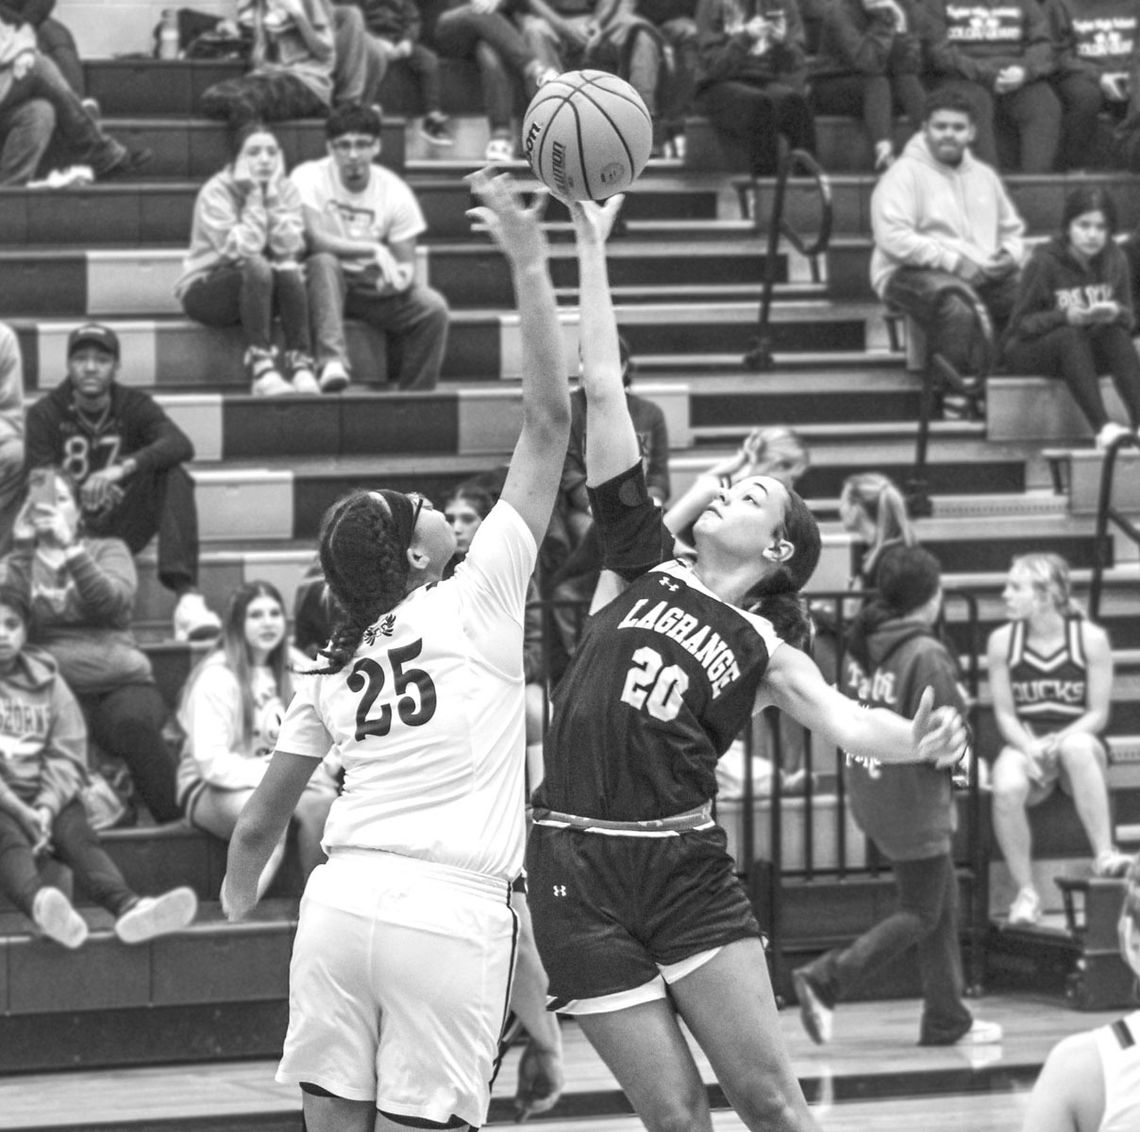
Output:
top-left (346, 640), bottom-right (437, 741)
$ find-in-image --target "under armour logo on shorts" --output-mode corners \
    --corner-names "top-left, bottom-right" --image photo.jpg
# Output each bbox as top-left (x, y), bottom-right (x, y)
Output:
top-left (552, 885), bottom-right (567, 897)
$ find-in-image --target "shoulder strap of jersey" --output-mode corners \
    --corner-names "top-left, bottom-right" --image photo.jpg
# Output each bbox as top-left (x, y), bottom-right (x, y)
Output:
top-left (1008, 619), bottom-right (1025, 667)
top-left (1067, 616), bottom-right (1086, 668)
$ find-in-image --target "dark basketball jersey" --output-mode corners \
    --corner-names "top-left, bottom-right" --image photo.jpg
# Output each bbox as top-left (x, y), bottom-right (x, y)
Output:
top-left (1006, 616), bottom-right (1090, 729)
top-left (535, 466), bottom-right (782, 823)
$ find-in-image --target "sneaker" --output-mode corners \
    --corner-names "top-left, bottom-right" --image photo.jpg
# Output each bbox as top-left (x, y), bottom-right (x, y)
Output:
top-left (26, 164), bottom-right (96, 190)
top-left (1093, 848), bottom-right (1134, 878)
top-left (524, 61), bottom-right (559, 92)
top-left (419, 112), bottom-right (454, 147)
top-left (873, 140), bottom-right (895, 173)
top-left (114, 887), bottom-right (198, 944)
top-left (285, 351), bottom-right (320, 395)
top-left (318, 358), bottom-right (351, 394)
top-left (485, 135), bottom-right (515, 164)
top-left (792, 969), bottom-right (833, 1045)
top-left (81, 97), bottom-right (102, 121)
top-left (32, 888), bottom-right (88, 949)
top-left (173, 592), bottom-right (222, 642)
top-left (1095, 421), bottom-right (1131, 451)
top-left (1007, 886), bottom-right (1042, 926)
top-left (97, 145), bottom-right (154, 180)
top-left (953, 1019), bottom-right (1003, 1045)
top-left (246, 346), bottom-right (291, 396)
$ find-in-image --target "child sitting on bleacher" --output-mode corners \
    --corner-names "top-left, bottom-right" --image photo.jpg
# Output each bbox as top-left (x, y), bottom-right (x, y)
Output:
top-left (177, 123), bottom-right (318, 396)
top-left (0, 585), bottom-right (196, 949)
top-left (176, 582), bottom-right (337, 899)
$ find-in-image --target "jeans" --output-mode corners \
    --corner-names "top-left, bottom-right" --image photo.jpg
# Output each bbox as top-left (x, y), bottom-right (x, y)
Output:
top-left (200, 70), bottom-right (328, 128)
top-left (306, 252), bottom-right (449, 390)
top-left (0, 799), bottom-right (136, 918)
top-left (801, 852), bottom-right (973, 1045)
top-left (433, 4), bottom-right (538, 134)
top-left (181, 257), bottom-right (313, 354)
top-left (83, 463), bottom-right (201, 595)
top-left (77, 685), bottom-right (179, 825)
top-left (697, 79), bottom-right (816, 175)
top-left (1004, 322), bottom-right (1140, 432)
top-left (1051, 72), bottom-right (1109, 171)
top-left (883, 266), bottom-right (1019, 378)
top-left (37, 18), bottom-right (85, 96)
top-left (333, 4), bottom-right (386, 107)
top-left (0, 434), bottom-right (24, 556)
top-left (810, 72), bottom-right (925, 149)
top-left (0, 55), bottom-right (121, 182)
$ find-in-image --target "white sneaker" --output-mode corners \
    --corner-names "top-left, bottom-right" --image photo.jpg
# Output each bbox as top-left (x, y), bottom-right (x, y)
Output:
top-left (173, 592), bottom-right (222, 642)
top-left (792, 969), bottom-right (833, 1044)
top-left (1096, 421), bottom-right (1131, 450)
top-left (954, 1019), bottom-right (1003, 1045)
top-left (252, 370), bottom-right (292, 396)
top-left (32, 888), bottom-right (89, 949)
top-left (114, 887), bottom-right (198, 944)
top-left (1007, 886), bottom-right (1042, 926)
top-left (286, 351), bottom-right (320, 395)
top-left (1093, 848), bottom-right (1134, 878)
top-left (318, 359), bottom-right (351, 394)
top-left (485, 136), bottom-right (515, 164)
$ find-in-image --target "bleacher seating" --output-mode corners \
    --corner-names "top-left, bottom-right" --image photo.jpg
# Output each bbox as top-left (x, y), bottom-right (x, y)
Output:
top-left (3, 33), bottom-right (1140, 1074)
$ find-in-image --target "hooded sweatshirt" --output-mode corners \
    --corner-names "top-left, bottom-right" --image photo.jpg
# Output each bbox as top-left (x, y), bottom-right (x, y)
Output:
top-left (0, 644), bottom-right (87, 818)
top-left (1045, 0), bottom-right (1137, 79)
top-left (811, 0), bottom-right (922, 82)
top-left (925, 0), bottom-right (1055, 86)
top-left (870, 130), bottom-right (1025, 296)
top-left (1003, 234), bottom-right (1135, 350)
top-left (841, 611), bottom-right (964, 860)
top-left (696, 0), bottom-right (808, 92)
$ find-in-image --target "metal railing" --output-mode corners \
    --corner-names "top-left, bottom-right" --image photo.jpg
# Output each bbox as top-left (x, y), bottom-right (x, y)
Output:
top-left (1089, 431), bottom-right (1140, 619)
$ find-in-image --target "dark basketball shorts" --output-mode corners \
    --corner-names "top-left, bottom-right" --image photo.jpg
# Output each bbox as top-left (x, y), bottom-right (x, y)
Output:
top-left (525, 822), bottom-right (761, 1013)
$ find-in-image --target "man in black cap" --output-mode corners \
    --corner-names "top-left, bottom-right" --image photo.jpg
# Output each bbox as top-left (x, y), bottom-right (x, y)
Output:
top-left (23, 323), bottom-right (220, 641)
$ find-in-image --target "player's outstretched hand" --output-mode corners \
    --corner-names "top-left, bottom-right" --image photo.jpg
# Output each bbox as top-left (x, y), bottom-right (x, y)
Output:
top-left (566, 195), bottom-right (625, 246)
top-left (466, 168), bottom-right (550, 272)
top-left (910, 686), bottom-right (970, 769)
top-left (514, 1038), bottom-right (564, 1122)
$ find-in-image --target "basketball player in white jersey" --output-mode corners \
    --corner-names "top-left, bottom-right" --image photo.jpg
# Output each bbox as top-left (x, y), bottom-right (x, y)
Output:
top-left (1020, 853), bottom-right (1140, 1132)
top-left (219, 170), bottom-right (569, 1132)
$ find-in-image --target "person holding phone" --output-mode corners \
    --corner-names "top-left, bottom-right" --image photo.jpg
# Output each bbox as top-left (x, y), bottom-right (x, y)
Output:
top-left (177, 123), bottom-right (317, 396)
top-left (1002, 186), bottom-right (1140, 449)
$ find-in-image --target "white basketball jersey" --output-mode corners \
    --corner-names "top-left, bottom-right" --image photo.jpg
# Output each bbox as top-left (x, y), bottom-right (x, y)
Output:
top-left (276, 502), bottom-right (536, 881)
top-left (1097, 1010), bottom-right (1140, 1132)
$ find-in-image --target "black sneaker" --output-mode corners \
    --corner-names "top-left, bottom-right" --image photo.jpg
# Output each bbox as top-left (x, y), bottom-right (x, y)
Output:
top-left (419, 113), bottom-right (453, 147)
top-left (98, 146), bottom-right (154, 180)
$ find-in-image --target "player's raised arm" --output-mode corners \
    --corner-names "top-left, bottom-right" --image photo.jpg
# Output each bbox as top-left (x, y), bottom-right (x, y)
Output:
top-left (467, 170), bottom-right (570, 546)
top-left (567, 196), bottom-right (641, 486)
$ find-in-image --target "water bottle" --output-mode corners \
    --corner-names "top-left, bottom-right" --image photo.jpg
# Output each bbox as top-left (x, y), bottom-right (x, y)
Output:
top-left (159, 9), bottom-right (180, 60)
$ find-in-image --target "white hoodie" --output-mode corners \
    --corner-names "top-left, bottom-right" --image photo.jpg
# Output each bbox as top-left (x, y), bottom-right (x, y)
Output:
top-left (869, 131), bottom-right (1026, 297)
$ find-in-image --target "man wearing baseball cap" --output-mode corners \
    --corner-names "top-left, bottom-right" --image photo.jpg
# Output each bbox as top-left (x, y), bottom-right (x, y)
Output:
top-left (23, 323), bottom-right (221, 641)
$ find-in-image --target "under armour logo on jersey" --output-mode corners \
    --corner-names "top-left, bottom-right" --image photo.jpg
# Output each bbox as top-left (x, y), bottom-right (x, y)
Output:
top-left (659, 577), bottom-right (681, 592)
top-left (552, 885), bottom-right (567, 897)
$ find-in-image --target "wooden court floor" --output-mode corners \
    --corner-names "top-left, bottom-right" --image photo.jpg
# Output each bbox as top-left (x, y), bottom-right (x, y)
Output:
top-left (0, 992), bottom-right (1121, 1131)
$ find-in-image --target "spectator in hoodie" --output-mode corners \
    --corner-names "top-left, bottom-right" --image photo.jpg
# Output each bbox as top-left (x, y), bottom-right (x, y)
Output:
top-left (0, 4), bottom-right (151, 185)
top-left (177, 124), bottom-right (319, 398)
top-left (344, 0), bottom-right (453, 146)
top-left (792, 546), bottom-right (1002, 1049)
top-left (200, 0), bottom-right (336, 130)
top-left (1003, 187), bottom-right (1140, 450)
top-left (24, 324), bottom-right (222, 642)
top-left (5, 0), bottom-right (88, 100)
top-left (177, 581), bottom-right (337, 898)
top-left (809, 0), bottom-right (926, 172)
top-left (0, 324), bottom-right (25, 556)
top-left (0, 585), bottom-right (198, 949)
top-left (1044, 0), bottom-right (1137, 170)
top-left (2, 471), bottom-right (185, 824)
top-left (695, 0), bottom-right (816, 176)
top-left (923, 0), bottom-right (1060, 172)
top-left (871, 87), bottom-right (1025, 415)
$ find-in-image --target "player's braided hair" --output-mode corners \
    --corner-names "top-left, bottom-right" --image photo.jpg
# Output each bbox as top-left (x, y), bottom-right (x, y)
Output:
top-left (309, 491), bottom-right (411, 674)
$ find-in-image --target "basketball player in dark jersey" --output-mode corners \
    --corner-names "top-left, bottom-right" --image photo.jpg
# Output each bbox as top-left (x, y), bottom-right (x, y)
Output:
top-left (526, 195), bottom-right (970, 1132)
top-left (987, 552), bottom-right (1130, 927)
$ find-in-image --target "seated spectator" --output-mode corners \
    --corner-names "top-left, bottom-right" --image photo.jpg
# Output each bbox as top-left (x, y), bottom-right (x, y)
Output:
top-left (1044, 0), bottom-right (1136, 171)
top-left (330, 3), bottom-right (386, 109)
top-left (177, 581), bottom-right (337, 897)
top-left (0, 585), bottom-right (198, 949)
top-left (838, 470), bottom-right (916, 589)
top-left (293, 553), bottom-right (333, 658)
top-left (2, 472), bottom-right (183, 825)
top-left (0, 323), bottom-right (25, 555)
top-left (431, 0), bottom-right (555, 163)
top-left (293, 103), bottom-right (450, 391)
top-left (200, 0), bottom-right (336, 130)
top-left (6, 0), bottom-right (91, 104)
top-left (793, 546), bottom-right (1002, 1048)
top-left (638, 0), bottom-right (700, 156)
top-left (24, 324), bottom-right (222, 641)
top-left (987, 552), bottom-right (1132, 927)
top-left (177, 123), bottom-right (319, 397)
top-left (871, 87), bottom-right (1024, 418)
top-left (694, 0), bottom-right (816, 176)
top-left (1002, 186), bottom-right (1140, 450)
top-left (923, 0), bottom-right (1060, 173)
top-left (1019, 851), bottom-right (1140, 1132)
top-left (345, 0), bottom-right (453, 145)
top-left (809, 0), bottom-right (925, 172)
top-left (0, 7), bottom-right (151, 185)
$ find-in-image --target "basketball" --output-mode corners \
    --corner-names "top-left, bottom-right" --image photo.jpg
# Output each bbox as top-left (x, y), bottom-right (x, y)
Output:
top-left (521, 70), bottom-right (653, 202)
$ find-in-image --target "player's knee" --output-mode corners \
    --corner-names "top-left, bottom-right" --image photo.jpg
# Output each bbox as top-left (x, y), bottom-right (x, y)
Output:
top-left (639, 1081), bottom-right (708, 1132)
